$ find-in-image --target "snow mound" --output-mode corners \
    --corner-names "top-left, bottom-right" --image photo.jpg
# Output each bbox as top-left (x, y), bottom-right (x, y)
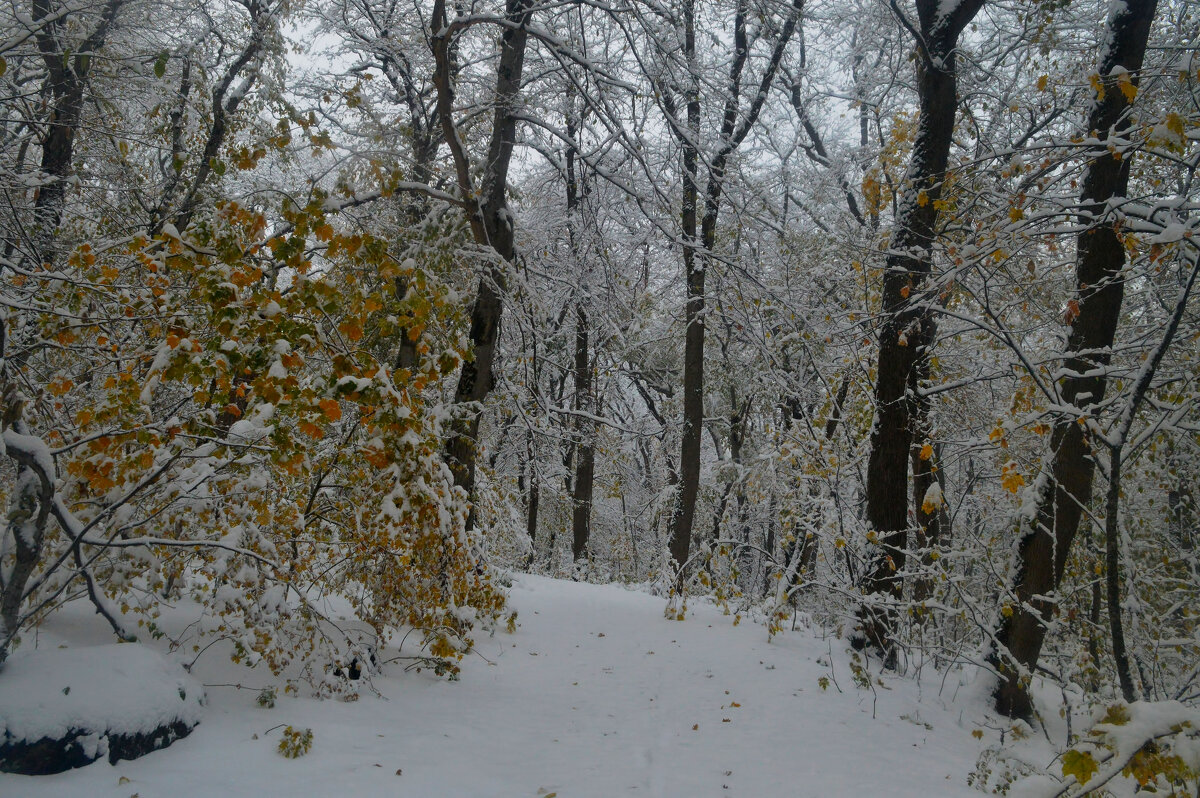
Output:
top-left (0, 643), bottom-right (204, 774)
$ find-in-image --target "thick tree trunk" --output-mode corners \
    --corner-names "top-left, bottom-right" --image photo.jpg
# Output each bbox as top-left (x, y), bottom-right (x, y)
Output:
top-left (667, 0), bottom-right (704, 573)
top-left (571, 301), bottom-right (595, 562)
top-left (991, 0), bottom-right (1158, 718)
top-left (433, 0), bottom-right (535, 514)
top-left (857, 0), bottom-right (983, 662)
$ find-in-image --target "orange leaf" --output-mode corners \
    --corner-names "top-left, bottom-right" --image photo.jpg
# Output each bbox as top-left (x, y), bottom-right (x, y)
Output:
top-left (1064, 299), bottom-right (1081, 325)
top-left (318, 398), bottom-right (342, 422)
top-left (299, 420), bottom-right (324, 439)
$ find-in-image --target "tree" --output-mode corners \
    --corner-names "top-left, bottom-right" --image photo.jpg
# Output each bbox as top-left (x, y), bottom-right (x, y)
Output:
top-left (855, 0), bottom-right (984, 663)
top-left (636, 0), bottom-right (802, 582)
top-left (991, 0), bottom-right (1163, 718)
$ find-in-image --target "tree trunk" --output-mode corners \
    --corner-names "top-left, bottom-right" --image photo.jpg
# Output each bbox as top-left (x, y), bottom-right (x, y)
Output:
top-left (991, 0), bottom-right (1158, 718)
top-left (565, 93), bottom-right (596, 564)
top-left (857, 0), bottom-right (983, 662)
top-left (1103, 448), bottom-right (1137, 702)
top-left (667, 0), bottom-right (704, 574)
top-left (524, 428), bottom-right (540, 567)
top-left (571, 301), bottom-right (595, 562)
top-left (30, 0), bottom-right (121, 260)
top-left (433, 0), bottom-right (535, 515)
top-left (667, 0), bottom-right (802, 575)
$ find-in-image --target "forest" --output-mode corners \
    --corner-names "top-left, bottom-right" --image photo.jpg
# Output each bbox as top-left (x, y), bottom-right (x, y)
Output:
top-left (0, 0), bottom-right (1199, 790)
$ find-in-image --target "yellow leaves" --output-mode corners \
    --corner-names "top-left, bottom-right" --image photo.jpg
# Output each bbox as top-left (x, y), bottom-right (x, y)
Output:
top-left (1062, 749), bottom-right (1099, 786)
top-left (919, 442), bottom-right (933, 461)
top-left (1116, 71), bottom-right (1137, 103)
top-left (862, 175), bottom-right (882, 212)
top-left (1100, 704), bottom-right (1131, 726)
top-left (1036, 74), bottom-right (1048, 91)
top-left (1124, 746), bottom-right (1192, 788)
top-left (916, 190), bottom-right (930, 207)
top-left (17, 165), bottom-right (493, 691)
top-left (1001, 461), bottom-right (1025, 493)
top-left (1165, 112), bottom-right (1186, 140)
top-left (1150, 112), bottom-right (1189, 153)
top-left (921, 489), bottom-right (943, 516)
top-left (1089, 73), bottom-right (1105, 101)
top-left (1009, 206), bottom-right (1024, 223)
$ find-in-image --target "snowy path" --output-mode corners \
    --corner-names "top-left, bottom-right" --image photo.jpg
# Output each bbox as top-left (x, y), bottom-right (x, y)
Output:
top-left (1, 575), bottom-right (990, 797)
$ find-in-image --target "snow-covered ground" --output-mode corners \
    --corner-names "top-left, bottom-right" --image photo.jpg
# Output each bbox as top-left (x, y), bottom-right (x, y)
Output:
top-left (2, 575), bottom-right (1002, 797)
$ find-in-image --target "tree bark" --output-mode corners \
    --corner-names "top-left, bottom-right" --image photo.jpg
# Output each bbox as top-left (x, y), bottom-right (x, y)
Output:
top-left (856, 0), bottom-right (983, 663)
top-left (30, 0), bottom-right (121, 259)
top-left (1103, 449), bottom-right (1137, 702)
top-left (564, 91), bottom-right (596, 564)
top-left (667, 0), bottom-right (802, 576)
top-left (571, 302), bottom-right (596, 562)
top-left (523, 427), bottom-right (539, 567)
top-left (991, 0), bottom-right (1158, 718)
top-left (433, 0), bottom-right (535, 513)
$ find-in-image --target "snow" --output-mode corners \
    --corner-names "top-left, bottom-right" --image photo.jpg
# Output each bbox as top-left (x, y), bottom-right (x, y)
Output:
top-left (0, 576), bottom-right (1002, 796)
top-left (1, 428), bottom-right (56, 482)
top-left (0, 644), bottom-right (203, 743)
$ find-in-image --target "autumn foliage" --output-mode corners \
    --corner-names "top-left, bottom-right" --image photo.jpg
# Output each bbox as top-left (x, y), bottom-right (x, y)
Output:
top-left (2, 188), bottom-right (506, 680)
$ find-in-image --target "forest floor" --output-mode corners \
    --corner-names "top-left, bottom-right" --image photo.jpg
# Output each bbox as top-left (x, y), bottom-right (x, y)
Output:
top-left (1, 574), bottom-right (1019, 797)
